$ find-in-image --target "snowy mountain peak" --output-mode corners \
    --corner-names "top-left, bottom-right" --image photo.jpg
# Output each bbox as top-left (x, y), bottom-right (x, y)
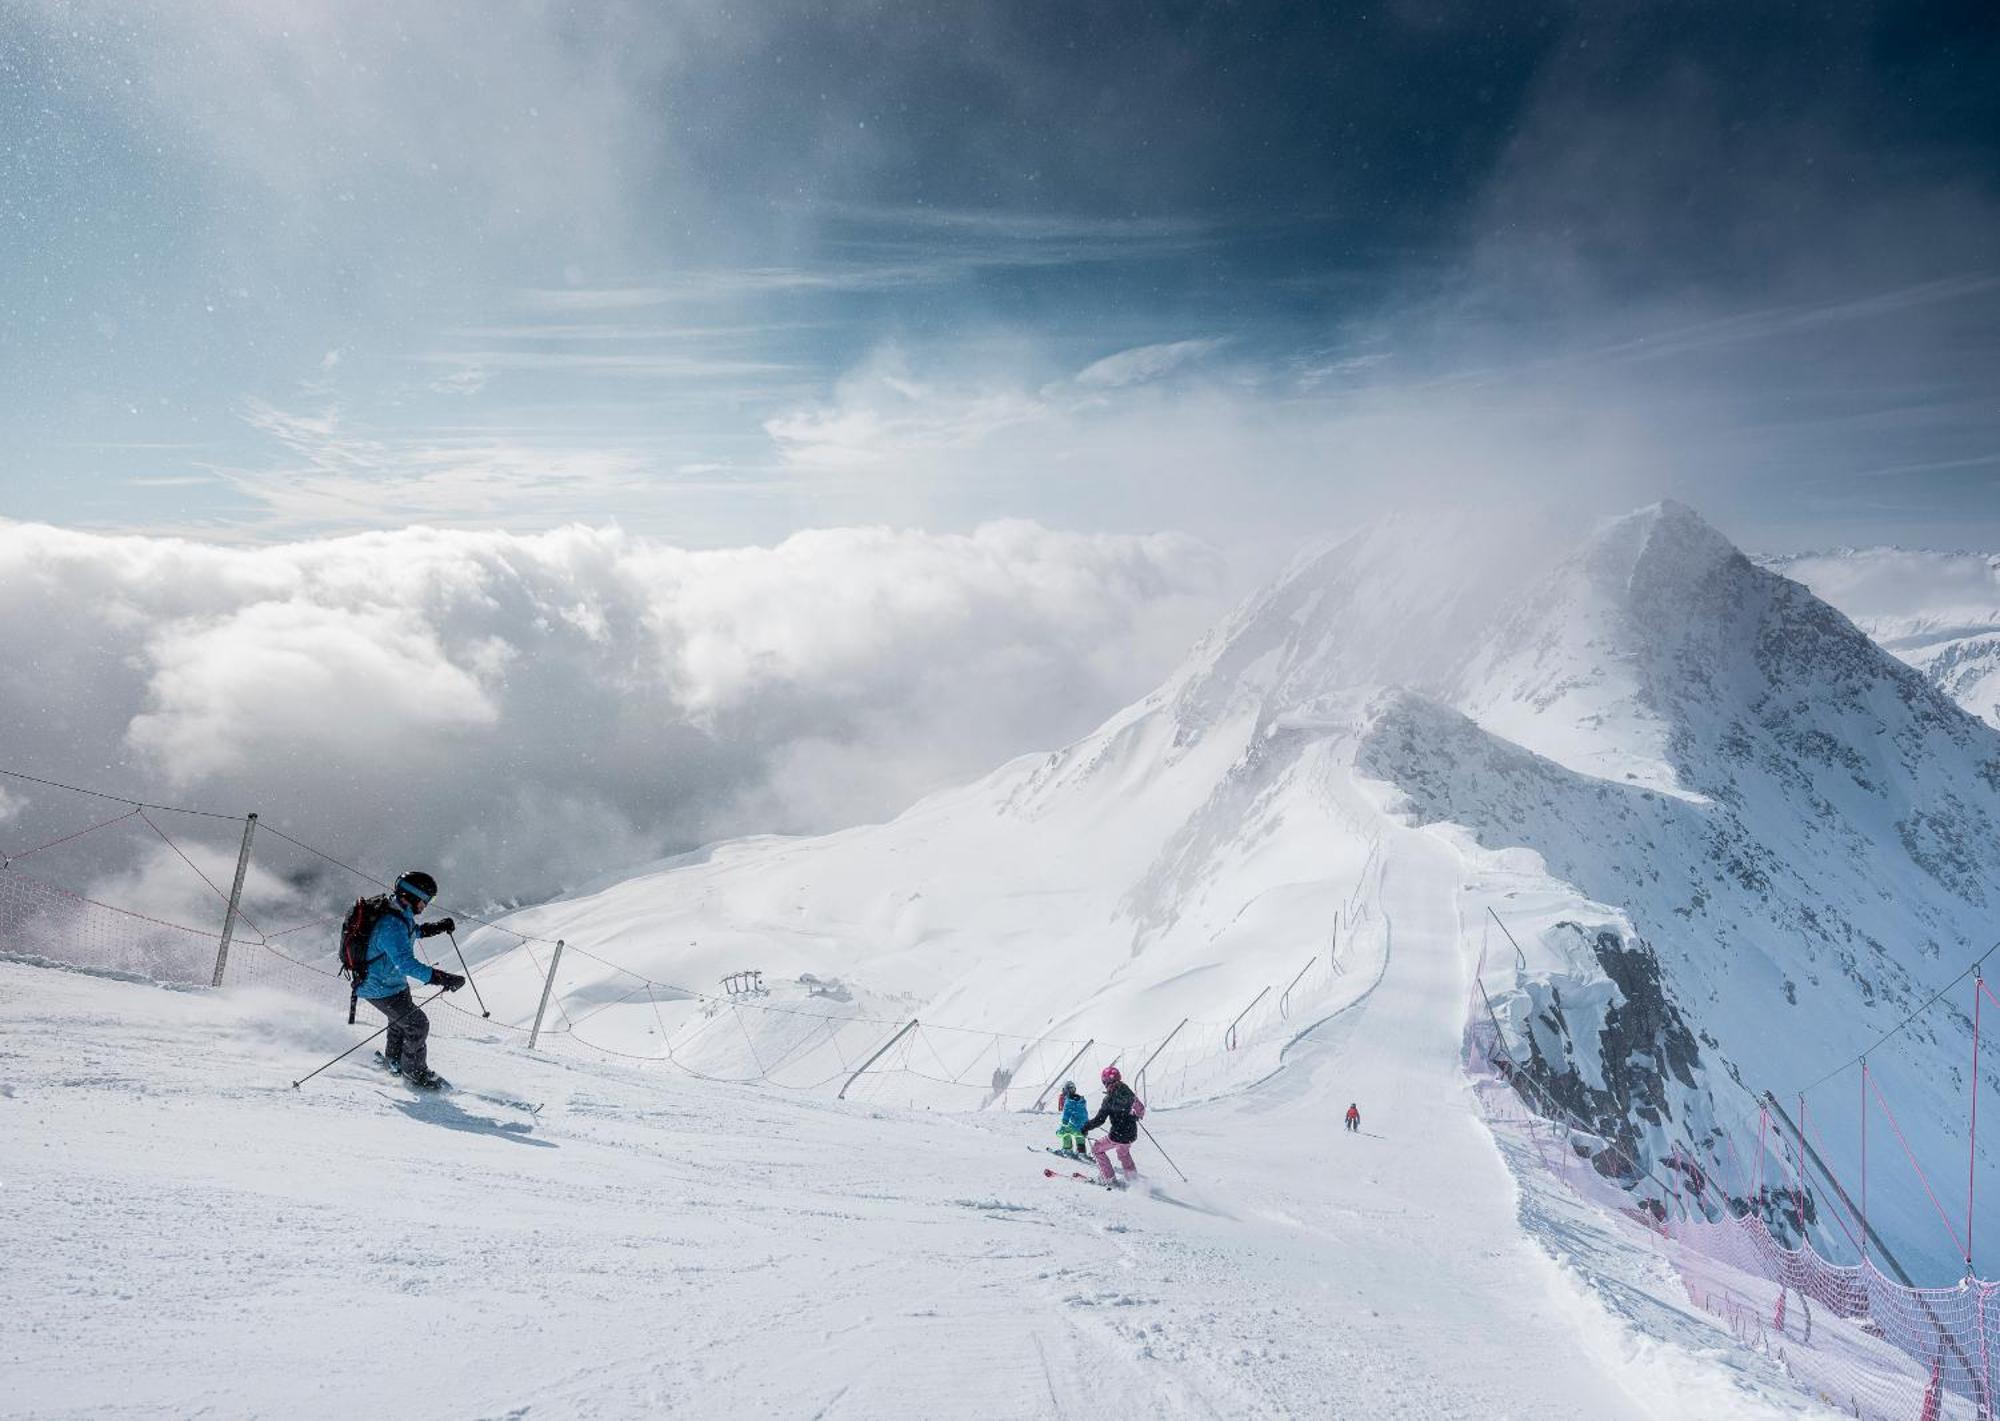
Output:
top-left (1160, 511), bottom-right (1521, 745)
top-left (1592, 498), bottom-right (1744, 596)
top-left (1165, 501), bottom-right (1761, 786)
top-left (481, 500), bottom-right (1997, 1278)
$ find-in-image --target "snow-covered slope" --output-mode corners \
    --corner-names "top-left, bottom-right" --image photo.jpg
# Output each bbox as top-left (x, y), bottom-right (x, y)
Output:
top-left (3, 892), bottom-right (1818, 1418)
top-left (477, 502), bottom-right (1998, 1283)
top-left (1771, 546), bottom-right (2000, 730)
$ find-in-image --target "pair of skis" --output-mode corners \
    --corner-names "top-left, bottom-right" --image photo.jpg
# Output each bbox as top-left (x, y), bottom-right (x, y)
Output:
top-left (1044, 1166), bottom-right (1125, 1189)
top-left (1032, 1143), bottom-right (1127, 1190)
top-left (374, 1051), bottom-right (542, 1115)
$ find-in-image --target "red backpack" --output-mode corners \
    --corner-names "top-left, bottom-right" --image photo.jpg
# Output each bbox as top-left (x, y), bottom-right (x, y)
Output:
top-left (337, 895), bottom-right (391, 1021)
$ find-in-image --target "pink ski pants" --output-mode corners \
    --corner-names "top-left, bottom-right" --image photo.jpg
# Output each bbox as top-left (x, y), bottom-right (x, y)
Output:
top-left (1091, 1136), bottom-right (1136, 1179)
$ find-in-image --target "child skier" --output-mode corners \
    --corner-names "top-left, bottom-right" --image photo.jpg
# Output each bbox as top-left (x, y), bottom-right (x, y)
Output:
top-left (1083, 1064), bottom-right (1144, 1184)
top-left (1056, 1081), bottom-right (1089, 1156)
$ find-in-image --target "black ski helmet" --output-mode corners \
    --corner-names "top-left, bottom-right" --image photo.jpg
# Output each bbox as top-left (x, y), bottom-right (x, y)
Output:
top-left (395, 870), bottom-right (438, 905)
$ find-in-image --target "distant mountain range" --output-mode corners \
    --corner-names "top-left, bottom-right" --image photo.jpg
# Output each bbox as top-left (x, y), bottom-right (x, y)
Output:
top-left (1769, 546), bottom-right (2000, 732)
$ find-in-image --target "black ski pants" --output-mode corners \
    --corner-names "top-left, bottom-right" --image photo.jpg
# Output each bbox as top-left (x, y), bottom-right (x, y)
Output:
top-left (366, 988), bottom-right (430, 1076)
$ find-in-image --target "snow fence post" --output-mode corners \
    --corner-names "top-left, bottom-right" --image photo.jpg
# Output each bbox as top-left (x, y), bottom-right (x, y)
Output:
top-left (1030, 1038), bottom-right (1094, 1112)
top-left (839, 1018), bottom-right (919, 1100)
top-left (1132, 1017), bottom-right (1190, 1102)
top-left (528, 938), bottom-right (566, 1051)
top-left (209, 812), bottom-right (258, 988)
top-left (1278, 953), bottom-right (1316, 1020)
top-left (1486, 906), bottom-right (1528, 974)
top-left (1225, 987), bottom-right (1270, 1051)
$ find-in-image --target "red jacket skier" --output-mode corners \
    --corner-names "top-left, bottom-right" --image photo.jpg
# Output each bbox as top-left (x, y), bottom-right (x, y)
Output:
top-left (1344, 1102), bottom-right (1360, 1133)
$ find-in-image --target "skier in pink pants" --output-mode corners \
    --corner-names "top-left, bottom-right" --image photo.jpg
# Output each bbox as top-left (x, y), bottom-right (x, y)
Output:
top-left (1092, 1136), bottom-right (1136, 1177)
top-left (1083, 1064), bottom-right (1144, 1184)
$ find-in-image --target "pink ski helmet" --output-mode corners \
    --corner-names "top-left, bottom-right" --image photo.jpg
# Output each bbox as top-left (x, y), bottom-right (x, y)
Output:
top-left (1100, 1064), bottom-right (1121, 1086)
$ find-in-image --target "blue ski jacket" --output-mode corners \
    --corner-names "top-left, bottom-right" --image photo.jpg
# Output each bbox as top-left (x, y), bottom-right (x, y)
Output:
top-left (1059, 1094), bottom-right (1089, 1130)
top-left (356, 901), bottom-right (438, 1000)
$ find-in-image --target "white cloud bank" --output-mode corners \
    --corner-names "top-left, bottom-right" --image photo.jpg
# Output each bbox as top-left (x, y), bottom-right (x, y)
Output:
top-left (0, 519), bottom-right (1222, 924)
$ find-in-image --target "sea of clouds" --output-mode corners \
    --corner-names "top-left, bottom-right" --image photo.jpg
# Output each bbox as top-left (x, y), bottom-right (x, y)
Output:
top-left (0, 518), bottom-right (1222, 941)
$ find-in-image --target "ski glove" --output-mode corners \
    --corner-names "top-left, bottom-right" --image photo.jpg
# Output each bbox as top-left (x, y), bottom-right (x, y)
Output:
top-left (432, 969), bottom-right (467, 992)
top-left (417, 917), bottom-right (457, 938)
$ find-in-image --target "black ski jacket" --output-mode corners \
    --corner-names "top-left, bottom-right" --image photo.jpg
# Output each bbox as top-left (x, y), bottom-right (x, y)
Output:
top-left (1085, 1081), bottom-right (1140, 1144)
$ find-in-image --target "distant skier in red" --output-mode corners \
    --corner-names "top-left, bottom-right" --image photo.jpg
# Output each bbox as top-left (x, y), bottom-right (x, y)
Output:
top-left (1344, 1102), bottom-right (1360, 1133)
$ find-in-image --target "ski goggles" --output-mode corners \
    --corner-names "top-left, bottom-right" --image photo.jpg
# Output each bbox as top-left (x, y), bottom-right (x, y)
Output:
top-left (395, 877), bottom-right (434, 908)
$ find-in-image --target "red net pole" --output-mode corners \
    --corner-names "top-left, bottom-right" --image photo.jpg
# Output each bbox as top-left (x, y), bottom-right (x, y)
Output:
top-left (1870, 1066), bottom-right (1968, 1263)
top-left (1971, 970), bottom-right (1984, 1279)
top-left (1861, 1057), bottom-right (1869, 1270)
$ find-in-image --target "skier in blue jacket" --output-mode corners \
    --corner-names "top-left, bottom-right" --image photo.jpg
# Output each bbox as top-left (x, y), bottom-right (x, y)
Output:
top-left (1056, 1081), bottom-right (1089, 1155)
top-left (356, 870), bottom-right (464, 1089)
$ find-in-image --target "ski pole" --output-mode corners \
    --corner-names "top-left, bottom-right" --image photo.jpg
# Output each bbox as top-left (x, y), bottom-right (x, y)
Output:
top-left (446, 930), bottom-right (490, 1018)
top-left (1140, 1122), bottom-right (1190, 1183)
top-left (292, 988), bottom-right (447, 1090)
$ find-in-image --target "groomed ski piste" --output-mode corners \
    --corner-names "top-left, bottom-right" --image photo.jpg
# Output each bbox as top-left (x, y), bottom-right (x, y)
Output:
top-left (3, 822), bottom-right (1821, 1419)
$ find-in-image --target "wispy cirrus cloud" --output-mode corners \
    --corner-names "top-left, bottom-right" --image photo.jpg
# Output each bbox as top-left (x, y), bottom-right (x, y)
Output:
top-left (448, 322), bottom-right (822, 344)
top-left (516, 209), bottom-right (1221, 314)
top-left (413, 350), bottom-right (793, 380)
top-left (763, 346), bottom-right (1050, 471)
top-left (801, 201), bottom-right (1214, 242)
top-left (514, 267), bottom-right (970, 311)
top-left (428, 364), bottom-right (492, 398)
top-left (765, 337), bottom-right (1251, 472)
top-left (221, 401), bottom-right (656, 529)
top-left (1075, 338), bottom-right (1229, 389)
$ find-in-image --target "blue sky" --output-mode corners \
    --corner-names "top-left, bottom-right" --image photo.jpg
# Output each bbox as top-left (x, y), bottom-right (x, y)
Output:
top-left (4, 1), bottom-right (1998, 550)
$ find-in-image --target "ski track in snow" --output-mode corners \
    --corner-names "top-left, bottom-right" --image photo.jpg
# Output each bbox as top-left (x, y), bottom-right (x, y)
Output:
top-left (0, 827), bottom-right (1826, 1418)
